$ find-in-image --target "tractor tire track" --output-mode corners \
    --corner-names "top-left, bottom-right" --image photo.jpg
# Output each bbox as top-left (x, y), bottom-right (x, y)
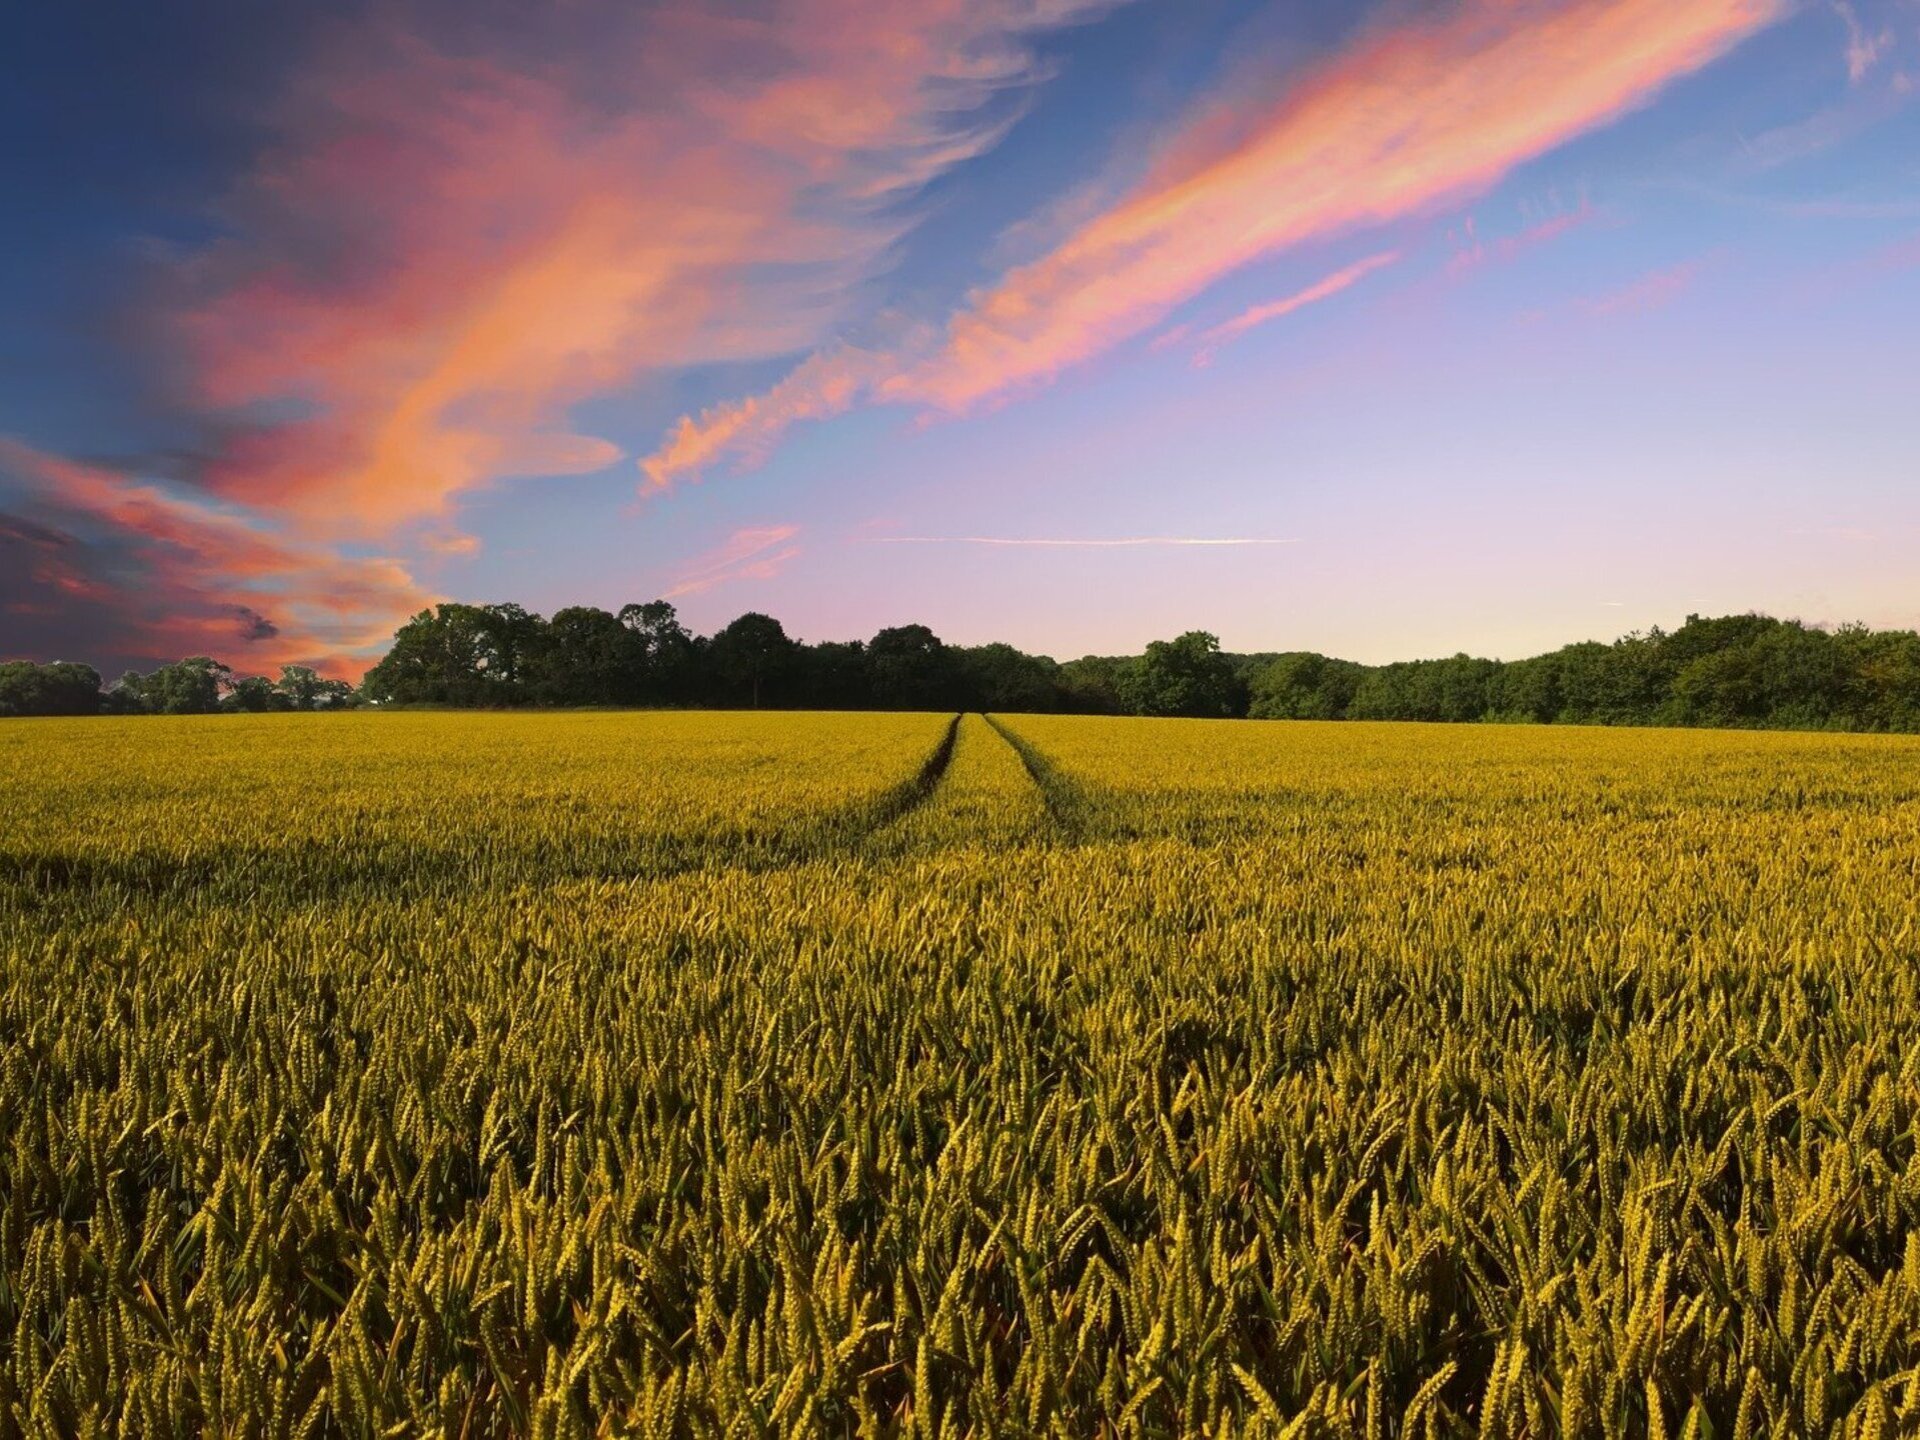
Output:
top-left (857, 713), bottom-right (962, 833)
top-left (982, 714), bottom-right (1090, 841)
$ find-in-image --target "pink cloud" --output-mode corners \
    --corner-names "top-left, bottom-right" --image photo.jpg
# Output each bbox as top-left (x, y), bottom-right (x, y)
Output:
top-left (0, 437), bottom-right (435, 677)
top-left (641, 345), bottom-right (897, 492)
top-left (1571, 258), bottom-right (1708, 317)
top-left (1191, 250), bottom-right (1401, 365)
top-left (1446, 200), bottom-right (1599, 275)
top-left (1833, 1), bottom-right (1894, 82)
top-left (863, 535), bottom-right (1299, 547)
top-left (10, 2), bottom-right (1136, 668)
top-left (165, 2), bottom-right (1122, 535)
top-left (643, 0), bottom-right (1783, 481)
top-left (663, 525), bottom-right (804, 598)
top-left (895, 0), bottom-right (1780, 411)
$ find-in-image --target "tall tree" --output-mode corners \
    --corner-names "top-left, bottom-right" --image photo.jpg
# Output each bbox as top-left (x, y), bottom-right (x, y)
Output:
top-left (122, 657), bottom-right (231, 714)
top-left (795, 640), bottom-right (872, 710)
top-left (223, 674), bottom-right (284, 712)
top-left (476, 603), bottom-right (544, 693)
top-left (361, 605), bottom-right (497, 705)
top-left (275, 664), bottom-right (322, 710)
top-left (1057, 656), bottom-right (1127, 715)
top-left (619, 600), bottom-right (699, 703)
top-left (954, 643), bottom-right (1064, 714)
top-left (1121, 632), bottom-right (1245, 718)
top-left (710, 613), bottom-right (795, 709)
top-left (533, 606), bottom-right (640, 705)
top-left (0, 660), bottom-right (103, 717)
top-left (1247, 653), bottom-right (1362, 720)
top-left (867, 624), bottom-right (957, 711)
top-left (276, 664), bottom-right (355, 710)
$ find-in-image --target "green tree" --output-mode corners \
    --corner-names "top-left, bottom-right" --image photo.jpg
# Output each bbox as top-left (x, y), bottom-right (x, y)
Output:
top-left (476, 603), bottom-right (544, 692)
top-left (795, 641), bottom-right (872, 710)
top-left (1414, 655), bottom-right (1501, 723)
top-left (867, 624), bottom-right (957, 711)
top-left (1120, 631), bottom-right (1245, 718)
top-left (954, 643), bottom-right (1064, 714)
top-left (1057, 656), bottom-right (1127, 714)
top-left (223, 674), bottom-right (284, 712)
top-left (619, 600), bottom-right (699, 702)
top-left (1347, 663), bottom-right (1416, 721)
top-left (1550, 640), bottom-right (1654, 725)
top-left (710, 613), bottom-right (795, 709)
top-left (287, 665), bottom-right (355, 709)
top-left (1492, 653), bottom-right (1565, 724)
top-left (1836, 625), bottom-right (1920, 730)
top-left (531, 606), bottom-right (640, 705)
top-left (1667, 621), bottom-right (1849, 729)
top-left (361, 605), bottom-right (498, 705)
top-left (1247, 653), bottom-right (1363, 720)
top-left (123, 657), bottom-right (231, 714)
top-left (0, 660), bottom-right (103, 717)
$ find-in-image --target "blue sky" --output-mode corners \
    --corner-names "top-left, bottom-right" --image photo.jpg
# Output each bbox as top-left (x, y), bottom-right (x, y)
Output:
top-left (2, 0), bottom-right (1916, 675)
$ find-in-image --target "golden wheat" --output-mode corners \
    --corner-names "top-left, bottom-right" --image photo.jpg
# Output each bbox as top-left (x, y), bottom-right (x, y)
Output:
top-left (3, 711), bottom-right (1918, 1436)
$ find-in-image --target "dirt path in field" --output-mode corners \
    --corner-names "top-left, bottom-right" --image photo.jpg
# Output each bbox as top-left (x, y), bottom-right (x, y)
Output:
top-left (982, 714), bottom-right (1087, 839)
top-left (860, 714), bottom-right (1067, 855)
top-left (861, 713), bottom-right (961, 830)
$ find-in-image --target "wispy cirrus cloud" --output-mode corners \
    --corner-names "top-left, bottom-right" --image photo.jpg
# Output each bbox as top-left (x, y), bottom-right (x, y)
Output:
top-left (642, 0), bottom-right (1783, 487)
top-left (664, 525), bottom-right (804, 598)
top-left (862, 535), bottom-right (1299, 548)
top-left (9, 0), bottom-right (1124, 670)
top-left (642, 345), bottom-right (900, 492)
top-left (171, 0), bottom-right (1124, 535)
top-left (1447, 199), bottom-right (1599, 276)
top-left (1190, 251), bottom-right (1401, 366)
top-left (1570, 257), bottom-right (1711, 317)
top-left (1833, 1), bottom-right (1895, 82)
top-left (898, 0), bottom-right (1779, 412)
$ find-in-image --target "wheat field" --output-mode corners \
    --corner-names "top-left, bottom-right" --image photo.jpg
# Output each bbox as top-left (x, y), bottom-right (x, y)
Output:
top-left (4, 712), bottom-right (1919, 1437)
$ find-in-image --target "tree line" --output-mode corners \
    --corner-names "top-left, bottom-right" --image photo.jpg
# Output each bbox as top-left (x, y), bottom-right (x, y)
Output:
top-left (5, 604), bottom-right (1919, 730)
top-left (0, 658), bottom-right (355, 717)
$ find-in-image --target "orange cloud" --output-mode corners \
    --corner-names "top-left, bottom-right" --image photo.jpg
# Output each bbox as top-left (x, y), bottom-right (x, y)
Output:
top-left (419, 531), bottom-right (482, 557)
top-left (1191, 250), bottom-right (1401, 364)
top-left (664, 525), bottom-right (804, 598)
top-left (0, 437), bottom-right (435, 677)
top-left (14, 3), bottom-right (1132, 671)
top-left (171, 1), bottom-right (1122, 536)
top-left (642, 346), bottom-right (895, 492)
top-left (897, 0), bottom-right (1780, 411)
top-left (642, 0), bottom-right (1781, 481)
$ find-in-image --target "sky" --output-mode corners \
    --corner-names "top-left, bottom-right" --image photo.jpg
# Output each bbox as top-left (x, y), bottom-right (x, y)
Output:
top-left (2, 0), bottom-right (1917, 678)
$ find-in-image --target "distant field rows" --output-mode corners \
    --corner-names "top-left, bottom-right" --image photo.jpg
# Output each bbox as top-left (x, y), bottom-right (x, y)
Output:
top-left (4, 713), bottom-right (1920, 1436)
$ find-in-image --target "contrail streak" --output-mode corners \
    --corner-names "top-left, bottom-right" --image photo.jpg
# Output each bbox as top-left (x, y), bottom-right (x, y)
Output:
top-left (862, 535), bottom-right (1301, 548)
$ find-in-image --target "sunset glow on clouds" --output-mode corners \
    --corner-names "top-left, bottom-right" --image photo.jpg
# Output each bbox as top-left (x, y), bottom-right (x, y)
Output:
top-left (1191, 252), bottom-right (1402, 365)
top-left (0, 440), bottom-right (432, 678)
top-left (174, 2), bottom-right (1126, 534)
top-left (3, 0), bottom-right (1917, 671)
top-left (665, 526), bottom-right (805, 599)
top-left (641, 0), bottom-right (1785, 482)
top-left (865, 536), bottom-right (1300, 549)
